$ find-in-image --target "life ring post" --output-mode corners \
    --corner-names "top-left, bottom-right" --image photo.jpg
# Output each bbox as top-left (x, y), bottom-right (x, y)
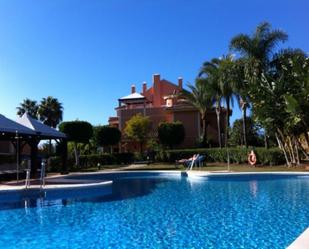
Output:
top-left (248, 150), bottom-right (257, 166)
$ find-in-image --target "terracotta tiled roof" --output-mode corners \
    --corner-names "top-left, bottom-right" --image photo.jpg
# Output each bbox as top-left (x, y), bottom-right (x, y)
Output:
top-left (160, 79), bottom-right (179, 88)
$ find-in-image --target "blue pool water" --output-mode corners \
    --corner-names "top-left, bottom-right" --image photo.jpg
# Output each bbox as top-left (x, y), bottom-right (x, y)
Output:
top-left (0, 173), bottom-right (309, 249)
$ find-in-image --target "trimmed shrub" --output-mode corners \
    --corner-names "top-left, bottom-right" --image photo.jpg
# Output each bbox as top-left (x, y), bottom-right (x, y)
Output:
top-left (93, 126), bottom-right (121, 148)
top-left (255, 148), bottom-right (285, 166)
top-left (158, 121), bottom-right (185, 148)
top-left (157, 147), bottom-right (285, 166)
top-left (114, 153), bottom-right (134, 164)
top-left (48, 156), bottom-right (63, 172)
top-left (59, 121), bottom-right (93, 143)
top-left (79, 154), bottom-right (115, 167)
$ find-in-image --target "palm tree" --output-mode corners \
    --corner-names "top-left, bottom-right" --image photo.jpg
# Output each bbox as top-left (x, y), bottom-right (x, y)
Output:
top-left (199, 55), bottom-right (237, 147)
top-left (230, 22), bottom-right (288, 86)
top-left (199, 59), bottom-right (223, 148)
top-left (233, 59), bottom-right (250, 147)
top-left (16, 98), bottom-right (39, 119)
top-left (238, 96), bottom-right (250, 147)
top-left (38, 96), bottom-right (63, 128)
top-left (180, 78), bottom-right (213, 146)
top-left (212, 83), bottom-right (224, 148)
top-left (230, 22), bottom-right (288, 148)
top-left (216, 55), bottom-right (237, 147)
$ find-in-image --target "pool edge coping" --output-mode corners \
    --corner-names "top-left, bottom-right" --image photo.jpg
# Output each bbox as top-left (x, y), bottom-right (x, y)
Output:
top-left (186, 171), bottom-right (309, 177)
top-left (0, 170), bottom-right (183, 192)
top-left (0, 180), bottom-right (113, 192)
top-left (287, 228), bottom-right (309, 249)
top-left (2, 170), bottom-right (309, 192)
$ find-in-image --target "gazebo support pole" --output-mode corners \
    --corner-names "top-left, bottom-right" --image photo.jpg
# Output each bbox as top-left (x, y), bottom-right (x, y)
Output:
top-left (30, 138), bottom-right (39, 178)
top-left (15, 132), bottom-right (20, 182)
top-left (61, 139), bottom-right (68, 174)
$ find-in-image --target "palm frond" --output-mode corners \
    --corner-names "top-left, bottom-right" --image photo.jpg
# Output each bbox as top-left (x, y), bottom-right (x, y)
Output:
top-left (230, 34), bottom-right (252, 56)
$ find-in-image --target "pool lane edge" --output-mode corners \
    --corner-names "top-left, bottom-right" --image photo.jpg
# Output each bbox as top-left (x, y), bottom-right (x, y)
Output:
top-left (0, 180), bottom-right (113, 192)
top-left (186, 171), bottom-right (309, 178)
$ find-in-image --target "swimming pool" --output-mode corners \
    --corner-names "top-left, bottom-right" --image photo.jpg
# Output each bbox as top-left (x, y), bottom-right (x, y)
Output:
top-left (0, 172), bottom-right (308, 248)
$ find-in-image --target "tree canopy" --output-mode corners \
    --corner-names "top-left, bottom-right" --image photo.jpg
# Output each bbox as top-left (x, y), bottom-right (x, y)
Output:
top-left (180, 78), bottom-right (213, 145)
top-left (16, 98), bottom-right (39, 119)
top-left (158, 121), bottom-right (185, 148)
top-left (94, 125), bottom-right (121, 148)
top-left (59, 121), bottom-right (93, 143)
top-left (38, 96), bottom-right (63, 128)
top-left (16, 96), bottom-right (63, 128)
top-left (184, 21), bottom-right (308, 166)
top-left (124, 113), bottom-right (151, 153)
top-left (59, 121), bottom-right (93, 165)
top-left (230, 117), bottom-right (263, 147)
top-left (229, 22), bottom-right (308, 166)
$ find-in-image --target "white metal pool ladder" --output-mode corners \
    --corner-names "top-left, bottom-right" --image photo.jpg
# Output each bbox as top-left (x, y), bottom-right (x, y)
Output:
top-left (188, 156), bottom-right (204, 171)
top-left (188, 157), bottom-right (198, 171)
top-left (40, 160), bottom-right (46, 190)
top-left (25, 160), bottom-right (31, 189)
top-left (25, 169), bottom-right (31, 189)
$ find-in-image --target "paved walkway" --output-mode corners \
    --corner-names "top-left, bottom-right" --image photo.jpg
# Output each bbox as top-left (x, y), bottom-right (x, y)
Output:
top-left (0, 164), bottom-right (150, 190)
top-left (110, 164), bottom-right (149, 170)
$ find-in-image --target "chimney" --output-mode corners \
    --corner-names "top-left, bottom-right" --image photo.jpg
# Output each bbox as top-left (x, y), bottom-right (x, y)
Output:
top-left (153, 73), bottom-right (161, 106)
top-left (131, 84), bottom-right (136, 94)
top-left (178, 77), bottom-right (183, 90)
top-left (142, 82), bottom-right (147, 94)
top-left (153, 74), bottom-right (161, 85)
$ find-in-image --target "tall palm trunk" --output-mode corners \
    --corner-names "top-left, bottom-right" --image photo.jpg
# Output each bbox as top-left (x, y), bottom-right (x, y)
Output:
top-left (73, 142), bottom-right (79, 166)
top-left (276, 128), bottom-right (294, 167)
top-left (215, 105), bottom-right (222, 148)
top-left (264, 131), bottom-right (269, 149)
top-left (202, 112), bottom-right (208, 146)
top-left (275, 132), bottom-right (291, 167)
top-left (225, 98), bottom-right (230, 147)
top-left (293, 136), bottom-right (300, 165)
top-left (241, 103), bottom-right (248, 148)
top-left (303, 131), bottom-right (309, 148)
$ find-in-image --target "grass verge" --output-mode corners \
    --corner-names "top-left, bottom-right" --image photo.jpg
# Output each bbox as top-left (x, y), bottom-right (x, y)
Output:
top-left (67, 163), bottom-right (308, 172)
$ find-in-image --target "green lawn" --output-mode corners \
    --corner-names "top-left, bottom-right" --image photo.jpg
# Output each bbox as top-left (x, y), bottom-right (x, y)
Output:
top-left (124, 163), bottom-right (308, 172)
top-left (68, 164), bottom-right (129, 172)
top-left (67, 163), bottom-right (308, 172)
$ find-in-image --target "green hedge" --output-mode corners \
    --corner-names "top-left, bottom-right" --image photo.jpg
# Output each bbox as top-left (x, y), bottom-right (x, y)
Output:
top-left (49, 156), bottom-right (63, 172)
top-left (157, 147), bottom-right (285, 166)
top-left (49, 152), bottom-right (134, 172)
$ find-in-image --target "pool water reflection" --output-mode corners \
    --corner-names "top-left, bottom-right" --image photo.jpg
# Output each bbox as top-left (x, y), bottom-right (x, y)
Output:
top-left (0, 173), bottom-right (308, 249)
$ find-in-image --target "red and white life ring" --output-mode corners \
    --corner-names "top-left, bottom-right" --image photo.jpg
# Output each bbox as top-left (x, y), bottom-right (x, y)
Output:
top-left (248, 150), bottom-right (257, 166)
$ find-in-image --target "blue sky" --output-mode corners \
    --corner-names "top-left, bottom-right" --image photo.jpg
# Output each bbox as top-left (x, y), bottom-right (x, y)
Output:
top-left (0, 0), bottom-right (308, 126)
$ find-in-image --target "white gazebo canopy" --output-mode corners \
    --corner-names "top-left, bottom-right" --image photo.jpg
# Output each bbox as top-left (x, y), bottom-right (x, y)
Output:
top-left (16, 113), bottom-right (66, 139)
top-left (0, 114), bottom-right (36, 136)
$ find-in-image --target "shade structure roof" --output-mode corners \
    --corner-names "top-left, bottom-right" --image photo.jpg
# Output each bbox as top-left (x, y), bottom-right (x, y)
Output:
top-left (16, 113), bottom-right (66, 139)
top-left (0, 114), bottom-right (37, 137)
